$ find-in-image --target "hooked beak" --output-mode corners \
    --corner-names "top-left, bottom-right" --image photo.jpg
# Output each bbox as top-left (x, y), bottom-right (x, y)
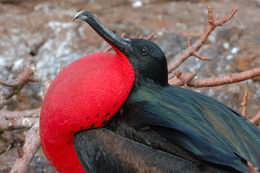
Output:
top-left (74, 11), bottom-right (131, 54)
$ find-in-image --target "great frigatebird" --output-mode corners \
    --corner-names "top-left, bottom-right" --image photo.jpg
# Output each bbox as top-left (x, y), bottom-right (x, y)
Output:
top-left (40, 11), bottom-right (260, 173)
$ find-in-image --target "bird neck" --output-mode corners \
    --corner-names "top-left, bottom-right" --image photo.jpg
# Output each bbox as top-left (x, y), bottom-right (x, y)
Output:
top-left (130, 78), bottom-right (167, 94)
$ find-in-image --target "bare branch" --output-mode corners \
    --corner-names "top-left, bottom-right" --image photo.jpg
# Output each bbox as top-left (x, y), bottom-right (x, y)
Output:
top-left (247, 161), bottom-right (260, 173)
top-left (186, 36), bottom-right (212, 61)
top-left (145, 32), bottom-right (155, 40)
top-left (0, 65), bottom-right (39, 109)
top-left (172, 71), bottom-right (197, 88)
top-left (17, 147), bottom-right (24, 158)
top-left (169, 67), bottom-right (260, 87)
top-left (168, 7), bottom-right (238, 73)
top-left (168, 70), bottom-right (183, 81)
top-left (241, 91), bottom-right (248, 117)
top-left (59, 60), bottom-right (65, 73)
top-left (250, 111), bottom-right (260, 126)
top-left (208, 6), bottom-right (214, 25)
top-left (0, 116), bottom-right (38, 130)
top-left (10, 120), bottom-right (40, 173)
top-left (8, 76), bottom-right (52, 172)
top-left (192, 51), bottom-right (212, 61)
top-left (0, 89), bottom-right (5, 110)
top-left (0, 108), bottom-right (40, 119)
top-left (0, 65), bottom-right (38, 88)
top-left (214, 7), bottom-right (238, 26)
top-left (103, 46), bottom-right (112, 53)
top-left (42, 78), bottom-right (52, 100)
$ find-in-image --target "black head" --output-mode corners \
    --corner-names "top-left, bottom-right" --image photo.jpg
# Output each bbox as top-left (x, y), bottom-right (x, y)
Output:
top-left (124, 38), bottom-right (168, 86)
top-left (74, 11), bottom-right (168, 86)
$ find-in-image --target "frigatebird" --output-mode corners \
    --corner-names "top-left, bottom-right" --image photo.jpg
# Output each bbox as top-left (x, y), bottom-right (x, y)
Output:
top-left (40, 11), bottom-right (260, 173)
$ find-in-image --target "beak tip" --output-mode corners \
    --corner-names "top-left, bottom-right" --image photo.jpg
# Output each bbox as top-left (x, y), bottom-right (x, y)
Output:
top-left (73, 11), bottom-right (86, 21)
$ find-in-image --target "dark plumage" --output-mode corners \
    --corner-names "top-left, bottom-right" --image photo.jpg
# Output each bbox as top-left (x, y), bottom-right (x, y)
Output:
top-left (74, 126), bottom-right (238, 173)
top-left (121, 79), bottom-right (260, 172)
top-left (119, 36), bottom-right (260, 172)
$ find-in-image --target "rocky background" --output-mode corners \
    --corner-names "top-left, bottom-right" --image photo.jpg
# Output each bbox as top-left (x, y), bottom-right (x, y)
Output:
top-left (0, 0), bottom-right (260, 172)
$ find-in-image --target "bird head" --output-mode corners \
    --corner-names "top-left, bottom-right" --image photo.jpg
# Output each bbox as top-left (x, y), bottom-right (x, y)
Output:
top-left (74, 11), bottom-right (168, 86)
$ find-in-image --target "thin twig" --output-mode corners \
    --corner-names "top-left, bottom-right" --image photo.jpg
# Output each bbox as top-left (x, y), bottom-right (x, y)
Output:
top-left (186, 36), bottom-right (212, 61)
top-left (0, 65), bottom-right (39, 110)
top-left (168, 7), bottom-right (238, 73)
top-left (247, 161), bottom-right (260, 173)
top-left (169, 67), bottom-right (260, 87)
top-left (250, 111), bottom-right (260, 126)
top-left (0, 89), bottom-right (5, 110)
top-left (145, 32), bottom-right (155, 40)
top-left (10, 121), bottom-right (40, 173)
top-left (0, 65), bottom-right (38, 87)
top-left (42, 78), bottom-right (52, 100)
top-left (59, 60), bottom-right (65, 73)
top-left (241, 91), bottom-right (248, 117)
top-left (175, 71), bottom-right (197, 88)
top-left (0, 108), bottom-right (40, 119)
top-left (10, 78), bottom-right (51, 173)
top-left (0, 116), bottom-right (38, 130)
top-left (168, 70), bottom-right (180, 80)
top-left (9, 77), bottom-right (52, 172)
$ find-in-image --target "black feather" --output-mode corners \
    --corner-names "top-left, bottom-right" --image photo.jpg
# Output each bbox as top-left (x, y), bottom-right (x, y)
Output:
top-left (74, 127), bottom-right (239, 173)
top-left (122, 80), bottom-right (260, 172)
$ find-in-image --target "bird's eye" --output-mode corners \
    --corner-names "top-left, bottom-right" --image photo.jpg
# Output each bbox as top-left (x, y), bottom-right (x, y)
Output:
top-left (139, 47), bottom-right (149, 56)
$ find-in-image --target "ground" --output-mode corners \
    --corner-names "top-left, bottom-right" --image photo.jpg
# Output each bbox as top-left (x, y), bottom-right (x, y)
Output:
top-left (0, 0), bottom-right (260, 172)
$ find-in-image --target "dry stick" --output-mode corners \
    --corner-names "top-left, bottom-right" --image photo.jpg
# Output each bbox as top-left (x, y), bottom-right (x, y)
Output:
top-left (0, 108), bottom-right (40, 119)
top-left (59, 60), bottom-right (65, 73)
top-left (139, 32), bottom-right (155, 40)
top-left (168, 70), bottom-right (178, 80)
top-left (0, 89), bottom-right (5, 110)
top-left (168, 37), bottom-right (211, 81)
top-left (250, 110), bottom-right (260, 126)
top-left (186, 36), bottom-right (212, 61)
top-left (0, 65), bottom-right (39, 109)
top-left (17, 147), bottom-right (24, 158)
top-left (0, 65), bottom-right (38, 88)
top-left (42, 78), bottom-right (52, 100)
top-left (168, 6), bottom-right (238, 74)
top-left (241, 91), bottom-right (248, 117)
top-left (247, 161), bottom-right (260, 173)
top-left (144, 32), bottom-right (155, 40)
top-left (10, 121), bottom-right (40, 173)
top-left (0, 117), bottom-right (38, 130)
top-left (169, 67), bottom-right (260, 87)
top-left (9, 79), bottom-right (51, 173)
top-left (176, 71), bottom-right (197, 88)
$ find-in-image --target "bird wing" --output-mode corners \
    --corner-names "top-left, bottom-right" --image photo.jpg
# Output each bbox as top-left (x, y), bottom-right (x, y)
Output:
top-left (73, 128), bottom-right (234, 173)
top-left (123, 82), bottom-right (260, 172)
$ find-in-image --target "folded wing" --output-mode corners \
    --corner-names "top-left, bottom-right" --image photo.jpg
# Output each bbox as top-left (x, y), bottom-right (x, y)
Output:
top-left (123, 82), bottom-right (260, 172)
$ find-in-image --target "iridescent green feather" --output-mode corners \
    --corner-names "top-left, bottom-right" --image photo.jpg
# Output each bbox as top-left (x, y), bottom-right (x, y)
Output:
top-left (125, 81), bottom-right (260, 172)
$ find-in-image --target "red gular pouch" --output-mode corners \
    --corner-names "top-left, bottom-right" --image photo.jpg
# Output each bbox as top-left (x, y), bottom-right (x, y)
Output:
top-left (40, 11), bottom-right (135, 173)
